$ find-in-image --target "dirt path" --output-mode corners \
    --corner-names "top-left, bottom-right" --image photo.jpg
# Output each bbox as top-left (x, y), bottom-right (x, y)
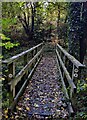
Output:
top-left (11, 53), bottom-right (69, 120)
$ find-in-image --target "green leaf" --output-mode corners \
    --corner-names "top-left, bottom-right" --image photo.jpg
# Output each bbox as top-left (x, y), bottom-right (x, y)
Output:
top-left (0, 33), bottom-right (10, 40)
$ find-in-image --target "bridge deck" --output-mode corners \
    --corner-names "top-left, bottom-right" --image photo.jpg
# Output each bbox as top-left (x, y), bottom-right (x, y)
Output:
top-left (11, 52), bottom-right (69, 119)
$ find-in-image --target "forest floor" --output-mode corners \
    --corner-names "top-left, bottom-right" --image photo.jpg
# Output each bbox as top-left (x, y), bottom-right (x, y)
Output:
top-left (6, 52), bottom-right (69, 120)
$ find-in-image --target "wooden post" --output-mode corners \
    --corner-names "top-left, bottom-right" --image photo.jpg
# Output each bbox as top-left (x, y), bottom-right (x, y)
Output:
top-left (7, 62), bottom-right (15, 101)
top-left (38, 46), bottom-right (40, 59)
top-left (31, 50), bottom-right (34, 69)
top-left (35, 48), bottom-right (37, 63)
top-left (24, 53), bottom-right (28, 76)
top-left (71, 65), bottom-right (79, 112)
top-left (8, 62), bottom-right (15, 81)
top-left (63, 55), bottom-right (66, 78)
top-left (24, 53), bottom-right (28, 66)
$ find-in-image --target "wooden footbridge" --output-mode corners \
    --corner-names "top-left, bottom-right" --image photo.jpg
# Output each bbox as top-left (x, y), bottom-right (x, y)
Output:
top-left (2, 42), bottom-right (85, 119)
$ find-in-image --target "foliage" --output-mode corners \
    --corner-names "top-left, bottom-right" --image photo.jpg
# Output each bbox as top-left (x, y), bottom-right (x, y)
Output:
top-left (0, 33), bottom-right (19, 50)
top-left (2, 2), bottom-right (68, 43)
top-left (76, 112), bottom-right (87, 119)
top-left (58, 23), bottom-right (68, 41)
top-left (0, 33), bottom-right (10, 40)
top-left (74, 79), bottom-right (87, 119)
top-left (77, 79), bottom-right (87, 93)
top-left (2, 18), bottom-right (17, 33)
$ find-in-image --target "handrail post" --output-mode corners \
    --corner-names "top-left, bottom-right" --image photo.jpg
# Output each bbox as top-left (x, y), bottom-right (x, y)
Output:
top-left (71, 65), bottom-right (79, 112)
top-left (7, 62), bottom-right (15, 102)
top-left (31, 50), bottom-right (34, 69)
top-left (35, 47), bottom-right (37, 63)
top-left (56, 43), bottom-right (85, 116)
top-left (24, 53), bottom-right (28, 76)
top-left (8, 62), bottom-right (15, 81)
top-left (41, 42), bottom-right (44, 57)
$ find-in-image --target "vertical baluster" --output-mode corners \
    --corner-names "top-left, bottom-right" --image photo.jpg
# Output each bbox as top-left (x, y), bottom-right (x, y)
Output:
top-left (31, 50), bottom-right (34, 69)
top-left (71, 65), bottom-right (79, 112)
top-left (38, 45), bottom-right (41, 59)
top-left (8, 62), bottom-right (15, 80)
top-left (72, 64), bottom-right (75, 80)
top-left (62, 55), bottom-right (66, 86)
top-left (70, 64), bottom-right (75, 98)
top-left (35, 47), bottom-right (37, 63)
top-left (24, 53), bottom-right (28, 76)
top-left (42, 43), bottom-right (44, 57)
top-left (8, 62), bottom-right (15, 98)
top-left (63, 55), bottom-right (66, 77)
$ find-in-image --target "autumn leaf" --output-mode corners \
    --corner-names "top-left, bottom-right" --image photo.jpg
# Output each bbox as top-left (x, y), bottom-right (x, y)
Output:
top-left (4, 109), bottom-right (8, 114)
top-left (11, 116), bottom-right (14, 119)
top-left (26, 107), bottom-right (30, 111)
top-left (25, 98), bottom-right (30, 101)
top-left (5, 115), bottom-right (8, 119)
top-left (16, 106), bottom-right (22, 111)
top-left (34, 103), bottom-right (39, 107)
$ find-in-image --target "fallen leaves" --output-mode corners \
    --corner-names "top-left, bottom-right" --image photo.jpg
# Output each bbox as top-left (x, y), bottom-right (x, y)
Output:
top-left (16, 106), bottom-right (22, 111)
top-left (7, 54), bottom-right (69, 119)
top-left (25, 97), bottom-right (30, 101)
top-left (5, 115), bottom-right (8, 119)
top-left (26, 107), bottom-right (30, 111)
top-left (4, 109), bottom-right (8, 114)
top-left (34, 103), bottom-right (39, 108)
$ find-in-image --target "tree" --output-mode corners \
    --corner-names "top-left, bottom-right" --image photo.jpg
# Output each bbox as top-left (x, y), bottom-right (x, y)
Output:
top-left (17, 2), bottom-right (37, 40)
top-left (2, 2), bottom-right (36, 41)
top-left (68, 2), bottom-right (82, 60)
top-left (80, 2), bottom-right (87, 63)
top-left (68, 2), bottom-right (87, 63)
top-left (2, 2), bottom-right (68, 43)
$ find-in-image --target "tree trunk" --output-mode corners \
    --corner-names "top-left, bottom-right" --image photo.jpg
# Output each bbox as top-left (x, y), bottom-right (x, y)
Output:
top-left (31, 3), bottom-right (36, 40)
top-left (57, 4), bottom-right (60, 38)
top-left (68, 3), bottom-right (82, 60)
top-left (80, 2), bottom-right (87, 63)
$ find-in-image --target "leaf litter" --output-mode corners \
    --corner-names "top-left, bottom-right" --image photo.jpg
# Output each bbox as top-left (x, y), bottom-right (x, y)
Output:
top-left (9, 53), bottom-right (69, 120)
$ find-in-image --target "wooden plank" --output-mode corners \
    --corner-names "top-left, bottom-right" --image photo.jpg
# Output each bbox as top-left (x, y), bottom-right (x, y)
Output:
top-left (56, 49), bottom-right (76, 92)
top-left (2, 42), bottom-right (43, 65)
top-left (8, 47), bottom-right (44, 92)
top-left (9, 56), bottom-right (42, 111)
top-left (57, 44), bottom-right (85, 68)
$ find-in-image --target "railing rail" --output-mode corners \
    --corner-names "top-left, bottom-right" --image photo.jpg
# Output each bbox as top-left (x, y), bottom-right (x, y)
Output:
top-left (3, 43), bottom-right (43, 65)
top-left (56, 44), bottom-right (85, 68)
top-left (56, 43), bottom-right (85, 116)
top-left (2, 42), bottom-right (44, 110)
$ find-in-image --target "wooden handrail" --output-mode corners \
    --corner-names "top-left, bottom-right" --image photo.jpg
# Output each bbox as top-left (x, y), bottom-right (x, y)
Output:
top-left (9, 48), bottom-right (43, 92)
top-left (56, 49), bottom-right (76, 91)
top-left (56, 43), bottom-right (85, 116)
top-left (56, 56), bottom-right (74, 115)
top-left (57, 44), bottom-right (85, 68)
top-left (2, 42), bottom-right (43, 65)
top-left (2, 42), bottom-right (44, 102)
top-left (9, 57), bottom-right (42, 111)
